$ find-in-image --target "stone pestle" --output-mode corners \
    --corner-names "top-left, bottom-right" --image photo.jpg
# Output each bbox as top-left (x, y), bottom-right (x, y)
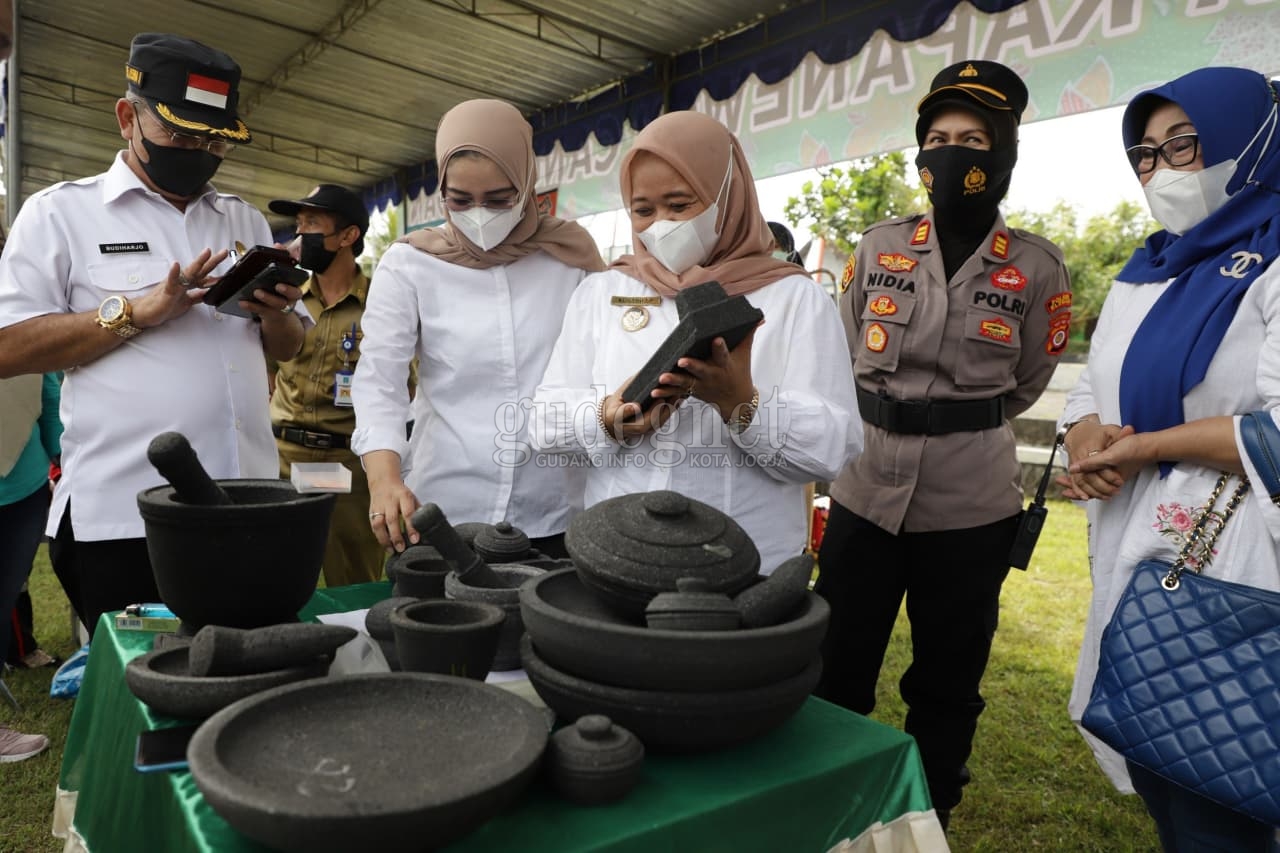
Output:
top-left (733, 554), bottom-right (816, 629)
top-left (147, 431), bottom-right (233, 505)
top-left (188, 623), bottom-right (358, 677)
top-left (409, 504), bottom-right (505, 589)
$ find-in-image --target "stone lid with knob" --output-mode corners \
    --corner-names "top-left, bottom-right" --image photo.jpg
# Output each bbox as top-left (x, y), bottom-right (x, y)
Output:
top-left (566, 490), bottom-right (760, 614)
top-left (547, 714), bottom-right (645, 805)
top-left (473, 521), bottom-right (532, 563)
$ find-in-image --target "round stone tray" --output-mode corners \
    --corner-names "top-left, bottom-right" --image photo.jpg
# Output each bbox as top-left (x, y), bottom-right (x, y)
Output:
top-left (519, 568), bottom-right (828, 691)
top-left (188, 673), bottom-right (549, 853)
top-left (125, 645), bottom-right (329, 720)
top-left (521, 636), bottom-right (821, 753)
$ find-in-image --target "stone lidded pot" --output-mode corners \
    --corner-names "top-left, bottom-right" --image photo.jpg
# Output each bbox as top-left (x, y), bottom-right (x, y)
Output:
top-left (546, 715), bottom-right (645, 805)
top-left (473, 522), bottom-right (532, 564)
top-left (565, 490), bottom-right (760, 618)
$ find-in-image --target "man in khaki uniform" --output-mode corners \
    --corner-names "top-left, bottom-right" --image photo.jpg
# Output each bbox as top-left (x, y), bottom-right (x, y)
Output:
top-left (814, 60), bottom-right (1071, 829)
top-left (267, 185), bottom-right (414, 586)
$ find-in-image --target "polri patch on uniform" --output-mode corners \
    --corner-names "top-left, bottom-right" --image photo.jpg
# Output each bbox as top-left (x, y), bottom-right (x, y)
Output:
top-left (978, 316), bottom-right (1014, 344)
top-left (877, 252), bottom-right (918, 273)
top-left (866, 322), bottom-right (888, 353)
top-left (991, 266), bottom-right (1027, 292)
top-left (99, 241), bottom-right (150, 254)
top-left (1045, 291), bottom-right (1072, 314)
top-left (910, 221), bottom-right (930, 245)
top-left (1046, 314), bottom-right (1071, 355)
top-left (868, 295), bottom-right (898, 317)
top-left (840, 256), bottom-right (856, 293)
top-left (990, 232), bottom-right (1009, 259)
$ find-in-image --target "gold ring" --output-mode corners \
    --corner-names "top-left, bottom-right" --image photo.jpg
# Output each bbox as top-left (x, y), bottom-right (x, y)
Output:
top-left (178, 272), bottom-right (192, 288)
top-left (1088, 450), bottom-right (1100, 457)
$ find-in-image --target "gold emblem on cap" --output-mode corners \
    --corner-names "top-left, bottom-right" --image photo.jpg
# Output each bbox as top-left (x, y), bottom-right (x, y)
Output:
top-left (125, 65), bottom-right (144, 85)
top-left (621, 305), bottom-right (650, 332)
top-left (154, 102), bottom-right (251, 142)
top-left (958, 63), bottom-right (979, 78)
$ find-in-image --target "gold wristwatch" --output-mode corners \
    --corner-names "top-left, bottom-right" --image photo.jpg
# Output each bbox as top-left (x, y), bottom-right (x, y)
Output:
top-left (97, 295), bottom-right (142, 339)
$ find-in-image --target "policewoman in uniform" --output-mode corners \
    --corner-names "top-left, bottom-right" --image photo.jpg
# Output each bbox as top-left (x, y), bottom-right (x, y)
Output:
top-left (814, 60), bottom-right (1071, 827)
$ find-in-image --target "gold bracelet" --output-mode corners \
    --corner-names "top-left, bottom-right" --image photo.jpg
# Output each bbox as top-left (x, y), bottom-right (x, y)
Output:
top-left (727, 387), bottom-right (760, 435)
top-left (597, 395), bottom-right (618, 443)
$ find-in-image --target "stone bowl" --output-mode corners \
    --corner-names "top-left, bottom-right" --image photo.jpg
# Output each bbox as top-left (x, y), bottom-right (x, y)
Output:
top-left (188, 673), bottom-right (549, 853)
top-left (125, 645), bottom-right (330, 720)
top-left (138, 480), bottom-right (334, 631)
top-left (389, 599), bottom-right (505, 681)
top-left (520, 569), bottom-right (828, 691)
top-left (521, 636), bottom-right (822, 753)
top-left (445, 564), bottom-right (546, 672)
top-left (364, 596), bottom-right (419, 671)
top-left (385, 545), bottom-right (451, 599)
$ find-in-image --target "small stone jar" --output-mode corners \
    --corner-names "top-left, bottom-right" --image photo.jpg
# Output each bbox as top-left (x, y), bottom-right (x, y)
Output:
top-left (547, 715), bottom-right (645, 805)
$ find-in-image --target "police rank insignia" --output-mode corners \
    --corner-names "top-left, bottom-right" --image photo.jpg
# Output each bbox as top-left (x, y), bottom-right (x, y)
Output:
top-left (991, 266), bottom-right (1027, 292)
top-left (840, 256), bottom-right (856, 293)
top-left (877, 253), bottom-right (918, 273)
top-left (866, 322), bottom-right (888, 352)
top-left (963, 166), bottom-right (987, 195)
top-left (990, 232), bottom-right (1009, 259)
top-left (978, 317), bottom-right (1013, 343)
top-left (868, 295), bottom-right (898, 316)
top-left (910, 221), bottom-right (930, 245)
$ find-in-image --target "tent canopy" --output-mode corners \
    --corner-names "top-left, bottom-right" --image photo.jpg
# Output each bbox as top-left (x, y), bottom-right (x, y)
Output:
top-left (7, 0), bottom-right (1026, 228)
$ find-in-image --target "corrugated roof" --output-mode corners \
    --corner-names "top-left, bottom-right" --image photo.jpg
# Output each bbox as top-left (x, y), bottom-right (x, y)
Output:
top-left (10, 0), bottom-right (796, 228)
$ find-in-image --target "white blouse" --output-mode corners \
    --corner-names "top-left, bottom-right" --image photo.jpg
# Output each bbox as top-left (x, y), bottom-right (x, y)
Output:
top-left (529, 269), bottom-right (863, 574)
top-left (352, 243), bottom-right (589, 538)
top-left (1059, 258), bottom-right (1280, 791)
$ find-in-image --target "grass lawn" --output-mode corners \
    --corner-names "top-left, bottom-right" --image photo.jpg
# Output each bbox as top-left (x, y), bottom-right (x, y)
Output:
top-left (0, 501), bottom-right (1158, 852)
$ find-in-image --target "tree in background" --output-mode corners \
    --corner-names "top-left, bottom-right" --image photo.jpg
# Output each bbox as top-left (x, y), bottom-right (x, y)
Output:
top-left (359, 205), bottom-right (401, 278)
top-left (783, 152), bottom-right (926, 257)
top-left (1005, 200), bottom-right (1154, 339)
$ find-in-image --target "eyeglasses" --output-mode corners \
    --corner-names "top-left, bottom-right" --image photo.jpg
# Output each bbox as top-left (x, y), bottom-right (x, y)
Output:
top-left (130, 99), bottom-right (236, 157)
top-left (441, 189), bottom-right (517, 212)
top-left (1125, 133), bottom-right (1200, 175)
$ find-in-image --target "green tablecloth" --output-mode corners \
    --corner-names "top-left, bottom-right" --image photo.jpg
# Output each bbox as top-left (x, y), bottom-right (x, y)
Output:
top-left (57, 582), bottom-right (933, 852)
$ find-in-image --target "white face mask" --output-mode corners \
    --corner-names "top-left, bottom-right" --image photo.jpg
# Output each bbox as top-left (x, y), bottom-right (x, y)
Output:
top-left (636, 150), bottom-right (734, 275)
top-left (1143, 102), bottom-right (1278, 236)
top-left (450, 204), bottom-right (523, 251)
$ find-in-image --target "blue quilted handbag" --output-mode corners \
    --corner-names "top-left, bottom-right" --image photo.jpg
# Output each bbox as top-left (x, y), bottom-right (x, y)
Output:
top-left (1082, 473), bottom-right (1280, 826)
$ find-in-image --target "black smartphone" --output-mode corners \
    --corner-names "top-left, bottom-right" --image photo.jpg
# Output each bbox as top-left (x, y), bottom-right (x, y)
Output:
top-left (134, 724), bottom-right (200, 773)
top-left (202, 246), bottom-right (308, 318)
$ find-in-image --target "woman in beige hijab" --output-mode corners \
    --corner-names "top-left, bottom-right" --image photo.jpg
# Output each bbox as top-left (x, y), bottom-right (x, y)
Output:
top-left (530, 110), bottom-right (862, 574)
top-left (353, 99), bottom-right (605, 561)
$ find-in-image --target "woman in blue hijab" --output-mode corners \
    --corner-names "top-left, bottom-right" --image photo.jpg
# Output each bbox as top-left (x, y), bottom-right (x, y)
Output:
top-left (1058, 67), bottom-right (1280, 849)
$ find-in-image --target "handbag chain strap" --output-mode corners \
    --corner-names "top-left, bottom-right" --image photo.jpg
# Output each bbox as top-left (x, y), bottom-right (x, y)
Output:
top-left (1163, 473), bottom-right (1251, 590)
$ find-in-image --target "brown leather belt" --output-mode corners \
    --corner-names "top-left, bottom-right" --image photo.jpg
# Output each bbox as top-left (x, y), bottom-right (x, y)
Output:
top-left (856, 385), bottom-right (1005, 435)
top-left (272, 425), bottom-right (350, 450)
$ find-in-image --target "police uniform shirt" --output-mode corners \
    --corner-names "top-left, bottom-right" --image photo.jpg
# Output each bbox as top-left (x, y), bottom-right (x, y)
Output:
top-left (828, 212), bottom-right (1071, 534)
top-left (0, 152), bottom-right (302, 541)
top-left (530, 268), bottom-right (863, 574)
top-left (351, 242), bottom-right (588, 539)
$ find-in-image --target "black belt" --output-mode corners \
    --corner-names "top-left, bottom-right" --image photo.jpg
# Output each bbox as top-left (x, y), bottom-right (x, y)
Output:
top-left (272, 425), bottom-right (350, 450)
top-left (856, 385), bottom-right (1005, 435)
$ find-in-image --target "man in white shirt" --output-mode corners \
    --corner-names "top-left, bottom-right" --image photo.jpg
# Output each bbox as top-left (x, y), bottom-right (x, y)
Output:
top-left (0, 33), bottom-right (309, 637)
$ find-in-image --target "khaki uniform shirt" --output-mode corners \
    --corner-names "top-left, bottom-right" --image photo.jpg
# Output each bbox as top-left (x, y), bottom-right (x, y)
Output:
top-left (269, 271), bottom-right (416, 436)
top-left (828, 213), bottom-right (1071, 533)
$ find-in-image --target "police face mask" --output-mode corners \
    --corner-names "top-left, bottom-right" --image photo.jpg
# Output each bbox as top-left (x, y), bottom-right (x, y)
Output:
top-left (637, 151), bottom-right (734, 275)
top-left (134, 135), bottom-right (222, 198)
top-left (298, 231), bottom-right (339, 274)
top-left (915, 145), bottom-right (1016, 214)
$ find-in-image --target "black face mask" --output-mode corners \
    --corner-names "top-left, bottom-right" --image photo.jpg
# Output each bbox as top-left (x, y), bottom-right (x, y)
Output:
top-left (299, 231), bottom-right (339, 274)
top-left (915, 145), bottom-right (1017, 215)
top-left (135, 136), bottom-right (222, 198)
